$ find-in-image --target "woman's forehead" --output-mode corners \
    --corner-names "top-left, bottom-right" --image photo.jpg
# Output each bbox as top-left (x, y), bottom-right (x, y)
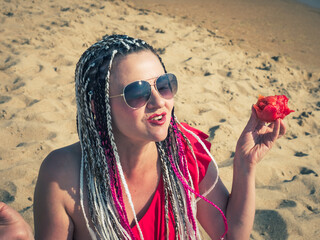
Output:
top-left (110, 51), bottom-right (165, 86)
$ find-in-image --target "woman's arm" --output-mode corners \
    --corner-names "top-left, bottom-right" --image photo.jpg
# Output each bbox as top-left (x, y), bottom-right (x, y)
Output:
top-left (197, 107), bottom-right (286, 240)
top-left (33, 150), bottom-right (75, 240)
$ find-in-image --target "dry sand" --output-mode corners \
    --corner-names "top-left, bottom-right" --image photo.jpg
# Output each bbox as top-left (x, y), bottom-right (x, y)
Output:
top-left (130, 0), bottom-right (320, 72)
top-left (0, 0), bottom-right (319, 239)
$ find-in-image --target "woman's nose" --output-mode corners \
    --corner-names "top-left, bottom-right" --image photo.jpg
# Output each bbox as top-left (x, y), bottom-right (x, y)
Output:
top-left (147, 87), bottom-right (165, 109)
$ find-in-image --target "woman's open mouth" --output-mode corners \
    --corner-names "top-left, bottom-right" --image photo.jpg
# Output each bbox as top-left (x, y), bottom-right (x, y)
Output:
top-left (147, 112), bottom-right (167, 125)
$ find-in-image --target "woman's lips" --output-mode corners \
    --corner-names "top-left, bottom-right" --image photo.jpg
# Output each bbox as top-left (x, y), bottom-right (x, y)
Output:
top-left (147, 112), bottom-right (167, 125)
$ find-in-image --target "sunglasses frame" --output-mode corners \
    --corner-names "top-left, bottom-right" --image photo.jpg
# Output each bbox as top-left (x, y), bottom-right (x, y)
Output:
top-left (109, 73), bottom-right (177, 109)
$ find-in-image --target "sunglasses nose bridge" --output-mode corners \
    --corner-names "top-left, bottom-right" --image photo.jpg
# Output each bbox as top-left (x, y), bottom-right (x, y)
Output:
top-left (146, 78), bottom-right (165, 103)
top-left (147, 87), bottom-right (166, 109)
top-left (147, 78), bottom-right (156, 87)
top-left (147, 80), bottom-right (159, 95)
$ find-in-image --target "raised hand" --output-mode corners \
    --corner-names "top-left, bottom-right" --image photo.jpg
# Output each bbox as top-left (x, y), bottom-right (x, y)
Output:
top-left (235, 106), bottom-right (286, 167)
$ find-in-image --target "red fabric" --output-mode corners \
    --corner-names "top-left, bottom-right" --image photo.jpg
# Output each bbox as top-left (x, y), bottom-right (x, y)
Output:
top-left (131, 123), bottom-right (212, 239)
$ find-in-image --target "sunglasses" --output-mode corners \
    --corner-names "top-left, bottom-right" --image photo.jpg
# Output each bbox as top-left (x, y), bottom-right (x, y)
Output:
top-left (109, 73), bottom-right (178, 109)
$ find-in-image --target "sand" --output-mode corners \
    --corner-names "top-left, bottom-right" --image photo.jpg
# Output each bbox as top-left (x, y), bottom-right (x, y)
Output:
top-left (130, 0), bottom-right (320, 72)
top-left (0, 0), bottom-right (319, 239)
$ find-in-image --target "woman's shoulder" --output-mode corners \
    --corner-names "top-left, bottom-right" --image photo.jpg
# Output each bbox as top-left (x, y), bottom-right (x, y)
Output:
top-left (39, 142), bottom-right (82, 182)
top-left (34, 142), bottom-right (88, 238)
top-left (35, 142), bottom-right (82, 212)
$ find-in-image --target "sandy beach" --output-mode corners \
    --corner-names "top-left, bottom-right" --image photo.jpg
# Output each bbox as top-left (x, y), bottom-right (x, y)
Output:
top-left (130, 0), bottom-right (320, 72)
top-left (0, 0), bottom-right (319, 239)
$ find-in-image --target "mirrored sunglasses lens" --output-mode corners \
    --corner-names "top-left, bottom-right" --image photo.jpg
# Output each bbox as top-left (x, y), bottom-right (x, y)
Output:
top-left (156, 73), bottom-right (178, 99)
top-left (124, 81), bottom-right (151, 108)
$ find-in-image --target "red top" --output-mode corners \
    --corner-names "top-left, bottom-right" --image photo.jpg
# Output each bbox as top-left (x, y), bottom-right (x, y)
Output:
top-left (131, 123), bottom-right (212, 239)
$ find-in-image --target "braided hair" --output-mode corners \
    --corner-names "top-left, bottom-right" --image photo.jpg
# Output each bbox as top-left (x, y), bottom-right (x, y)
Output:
top-left (75, 35), bottom-right (224, 240)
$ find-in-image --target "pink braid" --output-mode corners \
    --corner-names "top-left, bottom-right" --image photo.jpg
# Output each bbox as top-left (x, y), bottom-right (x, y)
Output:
top-left (169, 152), bottom-right (228, 239)
top-left (100, 129), bottom-right (132, 234)
top-left (101, 130), bottom-right (136, 238)
top-left (169, 117), bottom-right (228, 239)
top-left (167, 143), bottom-right (198, 238)
top-left (107, 158), bottom-right (134, 236)
top-left (170, 118), bottom-right (198, 235)
top-left (113, 162), bottom-right (138, 239)
top-left (170, 118), bottom-right (189, 180)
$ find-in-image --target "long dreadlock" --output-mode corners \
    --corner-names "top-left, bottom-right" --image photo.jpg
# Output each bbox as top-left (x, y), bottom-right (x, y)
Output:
top-left (75, 34), bottom-right (226, 240)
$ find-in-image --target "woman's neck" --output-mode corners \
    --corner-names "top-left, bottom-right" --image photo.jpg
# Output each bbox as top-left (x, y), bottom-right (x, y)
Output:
top-left (115, 139), bottom-right (159, 178)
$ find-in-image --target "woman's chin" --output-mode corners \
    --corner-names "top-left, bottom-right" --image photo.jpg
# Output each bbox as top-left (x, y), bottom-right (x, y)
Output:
top-left (150, 131), bottom-right (169, 143)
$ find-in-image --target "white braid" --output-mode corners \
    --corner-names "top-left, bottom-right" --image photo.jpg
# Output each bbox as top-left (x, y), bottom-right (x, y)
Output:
top-left (79, 117), bottom-right (97, 240)
top-left (175, 118), bottom-right (219, 201)
top-left (179, 181), bottom-right (197, 240)
top-left (119, 39), bottom-right (130, 50)
top-left (76, 62), bottom-right (98, 239)
top-left (105, 49), bottom-right (145, 239)
top-left (172, 122), bottom-right (201, 238)
top-left (77, 46), bottom-right (130, 239)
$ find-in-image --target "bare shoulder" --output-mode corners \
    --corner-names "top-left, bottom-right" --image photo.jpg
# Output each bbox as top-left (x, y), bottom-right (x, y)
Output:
top-left (41, 142), bottom-right (81, 175)
top-left (35, 141), bottom-right (82, 214)
top-left (34, 142), bottom-right (83, 239)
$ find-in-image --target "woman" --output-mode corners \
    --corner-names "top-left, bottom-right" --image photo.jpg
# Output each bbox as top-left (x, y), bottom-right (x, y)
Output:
top-left (31, 34), bottom-right (286, 240)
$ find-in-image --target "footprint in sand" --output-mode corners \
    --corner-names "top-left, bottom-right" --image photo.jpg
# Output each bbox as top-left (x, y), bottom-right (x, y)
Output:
top-left (208, 125), bottom-right (220, 141)
top-left (155, 28), bottom-right (165, 34)
top-left (139, 25), bottom-right (149, 31)
top-left (4, 77), bottom-right (26, 92)
top-left (0, 181), bottom-right (17, 204)
top-left (283, 167), bottom-right (318, 183)
top-left (155, 48), bottom-right (166, 55)
top-left (286, 132), bottom-right (297, 140)
top-left (277, 199), bottom-right (297, 209)
top-left (217, 69), bottom-right (232, 78)
top-left (292, 111), bottom-right (313, 126)
top-left (294, 151), bottom-right (309, 157)
top-left (306, 204), bottom-right (319, 214)
top-left (0, 96), bottom-right (11, 104)
top-left (255, 61), bottom-right (272, 71)
top-left (0, 55), bottom-right (18, 71)
top-left (0, 189), bottom-right (15, 204)
top-left (300, 167), bottom-right (318, 177)
top-left (253, 209), bottom-right (288, 240)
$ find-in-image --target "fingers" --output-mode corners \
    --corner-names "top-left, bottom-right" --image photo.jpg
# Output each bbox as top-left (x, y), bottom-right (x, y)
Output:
top-left (272, 119), bottom-right (281, 141)
top-left (278, 119), bottom-right (286, 138)
top-left (243, 106), bottom-right (260, 132)
top-left (262, 119), bottom-right (279, 143)
top-left (242, 106), bottom-right (287, 140)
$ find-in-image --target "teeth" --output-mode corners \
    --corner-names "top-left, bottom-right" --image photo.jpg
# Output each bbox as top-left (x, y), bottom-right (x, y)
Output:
top-left (152, 115), bottom-right (163, 120)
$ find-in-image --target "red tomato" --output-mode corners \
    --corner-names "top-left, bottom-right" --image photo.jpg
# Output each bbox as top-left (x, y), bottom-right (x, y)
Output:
top-left (253, 95), bottom-right (294, 122)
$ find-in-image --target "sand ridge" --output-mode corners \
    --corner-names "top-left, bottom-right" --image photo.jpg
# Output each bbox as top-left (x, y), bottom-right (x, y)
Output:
top-left (0, 0), bottom-right (319, 239)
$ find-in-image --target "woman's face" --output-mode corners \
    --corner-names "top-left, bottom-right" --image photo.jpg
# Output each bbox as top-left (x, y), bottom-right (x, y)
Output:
top-left (109, 50), bottom-right (174, 144)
